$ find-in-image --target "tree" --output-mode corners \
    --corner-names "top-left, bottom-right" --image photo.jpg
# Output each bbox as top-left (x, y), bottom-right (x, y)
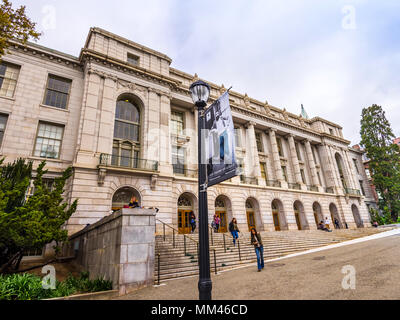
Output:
top-left (360, 104), bottom-right (400, 222)
top-left (0, 159), bottom-right (77, 274)
top-left (0, 0), bottom-right (41, 58)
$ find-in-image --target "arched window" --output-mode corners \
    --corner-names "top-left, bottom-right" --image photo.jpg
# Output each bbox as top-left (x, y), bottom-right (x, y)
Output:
top-left (112, 97), bottom-right (140, 168)
top-left (112, 187), bottom-right (141, 212)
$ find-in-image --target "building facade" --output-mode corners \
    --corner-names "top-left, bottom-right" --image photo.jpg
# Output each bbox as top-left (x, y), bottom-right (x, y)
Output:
top-left (0, 28), bottom-right (376, 235)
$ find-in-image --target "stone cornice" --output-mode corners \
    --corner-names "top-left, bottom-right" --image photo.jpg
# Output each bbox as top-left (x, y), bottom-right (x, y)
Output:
top-left (86, 66), bottom-right (172, 98)
top-left (7, 40), bottom-right (82, 71)
top-left (80, 49), bottom-right (181, 90)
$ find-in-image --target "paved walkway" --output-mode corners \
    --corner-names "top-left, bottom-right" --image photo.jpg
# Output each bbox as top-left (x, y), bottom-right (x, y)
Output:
top-left (116, 229), bottom-right (400, 300)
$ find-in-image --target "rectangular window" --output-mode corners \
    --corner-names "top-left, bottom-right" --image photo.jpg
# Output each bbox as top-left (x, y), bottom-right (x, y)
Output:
top-left (353, 159), bottom-right (360, 174)
top-left (295, 142), bottom-right (302, 161)
top-left (260, 162), bottom-right (267, 181)
top-left (0, 114), bottom-right (8, 147)
top-left (281, 166), bottom-right (288, 182)
top-left (359, 180), bottom-right (366, 196)
top-left (43, 75), bottom-right (72, 109)
top-left (365, 168), bottom-right (371, 179)
top-left (172, 146), bottom-right (185, 174)
top-left (329, 128), bottom-right (334, 135)
top-left (276, 137), bottom-right (284, 157)
top-left (127, 53), bottom-right (139, 66)
top-left (255, 132), bottom-right (263, 153)
top-left (33, 122), bottom-right (64, 159)
top-left (300, 169), bottom-right (306, 184)
top-left (171, 111), bottom-right (184, 136)
top-left (234, 127), bottom-right (241, 148)
top-left (0, 62), bottom-right (20, 98)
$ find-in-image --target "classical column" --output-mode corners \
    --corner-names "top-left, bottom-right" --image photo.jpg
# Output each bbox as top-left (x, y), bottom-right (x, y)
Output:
top-left (287, 134), bottom-right (303, 187)
top-left (305, 140), bottom-right (320, 187)
top-left (268, 129), bottom-right (286, 187)
top-left (245, 121), bottom-right (263, 185)
top-left (318, 143), bottom-right (340, 193)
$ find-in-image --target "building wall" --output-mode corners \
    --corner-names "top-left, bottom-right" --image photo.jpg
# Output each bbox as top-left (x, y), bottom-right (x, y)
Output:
top-left (0, 28), bottom-right (376, 237)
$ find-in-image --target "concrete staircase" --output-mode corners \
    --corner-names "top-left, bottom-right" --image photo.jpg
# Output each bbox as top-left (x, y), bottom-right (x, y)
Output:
top-left (154, 227), bottom-right (390, 283)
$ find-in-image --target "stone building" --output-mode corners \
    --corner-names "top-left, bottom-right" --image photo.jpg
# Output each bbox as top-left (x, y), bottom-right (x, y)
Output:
top-left (0, 27), bottom-right (376, 237)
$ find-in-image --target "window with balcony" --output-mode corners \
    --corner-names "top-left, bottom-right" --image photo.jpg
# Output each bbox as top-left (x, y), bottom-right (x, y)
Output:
top-left (295, 142), bottom-right (302, 161)
top-left (353, 158), bottom-right (360, 174)
top-left (277, 137), bottom-right (284, 157)
top-left (33, 122), bottom-right (64, 159)
top-left (43, 75), bottom-right (72, 109)
top-left (359, 180), bottom-right (366, 196)
top-left (281, 166), bottom-right (288, 182)
top-left (171, 111), bottom-right (184, 136)
top-left (260, 162), bottom-right (267, 180)
top-left (234, 127), bottom-right (241, 148)
top-left (112, 97), bottom-right (141, 167)
top-left (0, 62), bottom-right (20, 98)
top-left (255, 132), bottom-right (263, 153)
top-left (300, 168), bottom-right (306, 184)
top-left (0, 114), bottom-right (8, 147)
top-left (172, 145), bottom-right (185, 174)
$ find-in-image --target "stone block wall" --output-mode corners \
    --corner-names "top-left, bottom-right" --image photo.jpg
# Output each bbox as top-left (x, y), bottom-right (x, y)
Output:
top-left (64, 208), bottom-right (156, 296)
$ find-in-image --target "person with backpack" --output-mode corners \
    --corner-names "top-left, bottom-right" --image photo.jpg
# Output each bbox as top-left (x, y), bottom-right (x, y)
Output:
top-left (229, 218), bottom-right (240, 246)
top-left (190, 212), bottom-right (196, 233)
top-left (251, 228), bottom-right (264, 272)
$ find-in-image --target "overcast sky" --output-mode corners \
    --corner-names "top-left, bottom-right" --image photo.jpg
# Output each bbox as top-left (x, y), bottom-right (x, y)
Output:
top-left (13, 0), bottom-right (400, 145)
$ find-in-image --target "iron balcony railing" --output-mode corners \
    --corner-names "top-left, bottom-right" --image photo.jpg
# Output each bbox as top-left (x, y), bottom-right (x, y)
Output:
top-left (173, 166), bottom-right (198, 178)
top-left (345, 188), bottom-right (361, 196)
top-left (240, 175), bottom-right (258, 185)
top-left (307, 185), bottom-right (319, 192)
top-left (266, 180), bottom-right (281, 188)
top-left (325, 187), bottom-right (335, 194)
top-left (100, 154), bottom-right (159, 172)
top-left (288, 183), bottom-right (301, 190)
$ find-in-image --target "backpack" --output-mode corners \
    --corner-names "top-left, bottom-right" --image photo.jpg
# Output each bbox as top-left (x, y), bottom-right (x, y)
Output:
top-left (229, 221), bottom-right (234, 232)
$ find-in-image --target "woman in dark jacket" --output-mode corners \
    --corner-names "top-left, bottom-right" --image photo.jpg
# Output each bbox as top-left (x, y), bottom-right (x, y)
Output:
top-left (229, 218), bottom-right (240, 246)
top-left (250, 228), bottom-right (264, 272)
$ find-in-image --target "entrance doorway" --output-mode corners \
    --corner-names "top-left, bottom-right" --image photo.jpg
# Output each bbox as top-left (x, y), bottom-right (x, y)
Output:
top-left (272, 201), bottom-right (281, 231)
top-left (178, 194), bottom-right (193, 234)
top-left (246, 200), bottom-right (256, 231)
top-left (313, 202), bottom-right (323, 227)
top-left (215, 197), bottom-right (228, 233)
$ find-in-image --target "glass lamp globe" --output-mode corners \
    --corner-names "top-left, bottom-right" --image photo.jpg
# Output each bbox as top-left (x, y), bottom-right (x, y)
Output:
top-left (189, 80), bottom-right (211, 106)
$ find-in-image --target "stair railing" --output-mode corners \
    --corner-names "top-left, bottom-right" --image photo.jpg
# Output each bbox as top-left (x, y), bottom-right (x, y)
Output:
top-left (156, 219), bottom-right (199, 254)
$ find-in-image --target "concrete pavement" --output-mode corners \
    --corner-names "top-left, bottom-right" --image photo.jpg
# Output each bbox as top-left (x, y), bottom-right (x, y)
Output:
top-left (115, 231), bottom-right (400, 300)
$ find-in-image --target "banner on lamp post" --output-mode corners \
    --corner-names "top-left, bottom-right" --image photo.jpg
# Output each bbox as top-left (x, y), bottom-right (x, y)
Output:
top-left (203, 91), bottom-right (238, 188)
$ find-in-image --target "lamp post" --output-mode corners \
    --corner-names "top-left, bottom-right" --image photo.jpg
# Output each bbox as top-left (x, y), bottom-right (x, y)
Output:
top-left (189, 80), bottom-right (212, 300)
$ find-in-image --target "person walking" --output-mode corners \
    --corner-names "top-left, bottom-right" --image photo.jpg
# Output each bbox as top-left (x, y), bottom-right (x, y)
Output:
top-left (190, 212), bottom-right (196, 233)
top-left (214, 214), bottom-right (220, 233)
top-left (229, 218), bottom-right (240, 246)
top-left (251, 228), bottom-right (264, 272)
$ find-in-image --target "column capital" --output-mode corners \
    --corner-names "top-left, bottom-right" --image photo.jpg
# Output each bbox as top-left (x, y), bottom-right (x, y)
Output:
top-left (267, 127), bottom-right (277, 134)
top-left (245, 121), bottom-right (256, 129)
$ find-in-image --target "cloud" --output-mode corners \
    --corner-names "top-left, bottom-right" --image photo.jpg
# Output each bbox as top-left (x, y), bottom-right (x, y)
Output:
top-left (12, 0), bottom-right (400, 143)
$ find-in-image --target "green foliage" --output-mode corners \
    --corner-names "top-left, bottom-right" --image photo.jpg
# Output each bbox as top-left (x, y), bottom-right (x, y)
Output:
top-left (0, 0), bottom-right (41, 58)
top-left (0, 272), bottom-right (112, 300)
top-left (0, 158), bottom-right (77, 273)
top-left (360, 104), bottom-right (400, 222)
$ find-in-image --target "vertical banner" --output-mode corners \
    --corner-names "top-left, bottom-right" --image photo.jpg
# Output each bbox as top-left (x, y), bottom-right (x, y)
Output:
top-left (203, 91), bottom-right (238, 187)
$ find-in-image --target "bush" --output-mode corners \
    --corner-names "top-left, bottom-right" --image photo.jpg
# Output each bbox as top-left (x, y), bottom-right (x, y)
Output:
top-left (0, 271), bottom-right (112, 300)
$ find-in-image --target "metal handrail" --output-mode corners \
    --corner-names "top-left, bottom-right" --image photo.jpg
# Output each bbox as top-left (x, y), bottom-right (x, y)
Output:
top-left (99, 153), bottom-right (159, 171)
top-left (345, 188), bottom-right (361, 196)
top-left (156, 219), bottom-right (199, 256)
top-left (288, 182), bottom-right (301, 190)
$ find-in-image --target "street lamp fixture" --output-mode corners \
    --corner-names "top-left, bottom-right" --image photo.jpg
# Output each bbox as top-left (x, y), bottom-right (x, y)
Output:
top-left (190, 79), bottom-right (212, 300)
top-left (190, 80), bottom-right (211, 107)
